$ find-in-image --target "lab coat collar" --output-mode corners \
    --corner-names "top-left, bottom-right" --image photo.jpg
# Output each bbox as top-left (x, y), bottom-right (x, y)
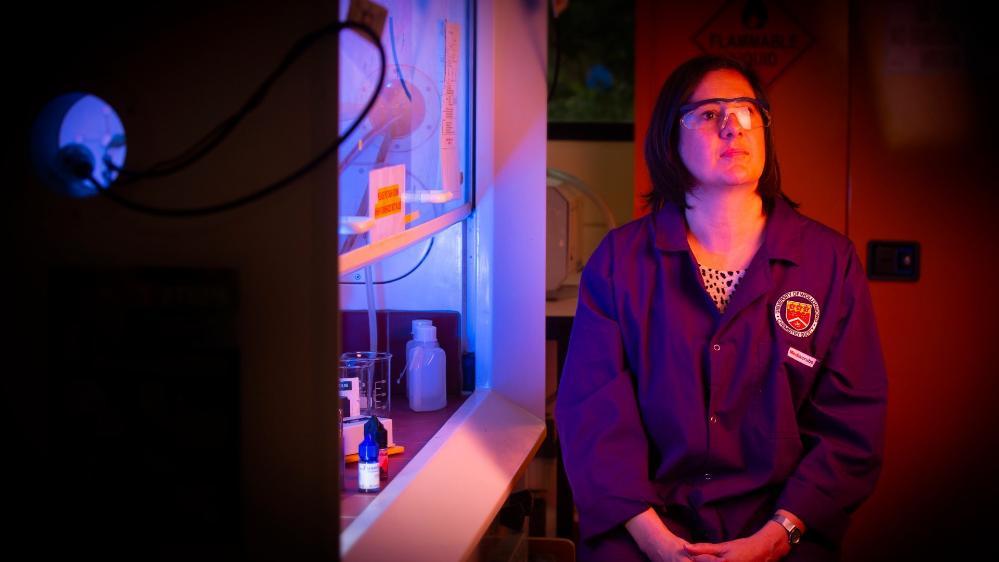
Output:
top-left (652, 196), bottom-right (802, 265)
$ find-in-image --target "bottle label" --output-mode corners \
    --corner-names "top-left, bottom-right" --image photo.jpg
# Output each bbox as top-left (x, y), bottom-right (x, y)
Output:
top-left (359, 462), bottom-right (380, 492)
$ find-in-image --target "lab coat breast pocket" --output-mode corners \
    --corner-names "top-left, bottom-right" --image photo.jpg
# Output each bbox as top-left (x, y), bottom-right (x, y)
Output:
top-left (757, 338), bottom-right (821, 439)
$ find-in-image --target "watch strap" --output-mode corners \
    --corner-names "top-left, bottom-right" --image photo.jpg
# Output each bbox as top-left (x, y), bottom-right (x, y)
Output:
top-left (771, 514), bottom-right (802, 545)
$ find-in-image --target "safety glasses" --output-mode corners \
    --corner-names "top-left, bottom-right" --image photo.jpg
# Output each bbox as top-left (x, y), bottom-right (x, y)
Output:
top-left (679, 97), bottom-right (772, 131)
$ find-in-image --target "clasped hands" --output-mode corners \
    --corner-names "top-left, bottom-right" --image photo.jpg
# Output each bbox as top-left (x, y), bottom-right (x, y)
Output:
top-left (625, 508), bottom-right (791, 562)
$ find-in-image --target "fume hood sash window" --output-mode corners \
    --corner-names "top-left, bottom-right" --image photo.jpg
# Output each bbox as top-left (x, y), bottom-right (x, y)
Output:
top-left (338, 1), bottom-right (472, 273)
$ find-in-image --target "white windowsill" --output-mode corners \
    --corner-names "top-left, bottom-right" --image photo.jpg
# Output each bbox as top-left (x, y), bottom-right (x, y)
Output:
top-left (340, 388), bottom-right (546, 561)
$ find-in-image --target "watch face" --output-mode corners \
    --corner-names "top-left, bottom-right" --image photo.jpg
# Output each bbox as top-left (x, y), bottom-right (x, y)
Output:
top-left (789, 528), bottom-right (802, 544)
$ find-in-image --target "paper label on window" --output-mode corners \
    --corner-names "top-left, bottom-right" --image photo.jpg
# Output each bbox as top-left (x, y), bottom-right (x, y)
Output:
top-left (440, 21), bottom-right (460, 198)
top-left (368, 164), bottom-right (406, 242)
top-left (787, 346), bottom-right (817, 368)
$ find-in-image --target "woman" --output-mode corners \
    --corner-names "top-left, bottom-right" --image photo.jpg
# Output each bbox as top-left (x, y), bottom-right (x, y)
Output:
top-left (554, 55), bottom-right (887, 561)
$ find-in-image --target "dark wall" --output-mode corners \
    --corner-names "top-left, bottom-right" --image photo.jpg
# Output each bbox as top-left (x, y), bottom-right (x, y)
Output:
top-left (846, 2), bottom-right (999, 558)
top-left (4, 2), bottom-right (341, 559)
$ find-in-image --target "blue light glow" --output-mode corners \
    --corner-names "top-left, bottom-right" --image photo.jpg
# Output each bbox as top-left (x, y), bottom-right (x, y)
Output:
top-left (31, 93), bottom-right (126, 198)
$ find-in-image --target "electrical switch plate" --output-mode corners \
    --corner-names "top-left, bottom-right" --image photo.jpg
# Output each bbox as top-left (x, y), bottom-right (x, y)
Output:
top-left (867, 240), bottom-right (920, 281)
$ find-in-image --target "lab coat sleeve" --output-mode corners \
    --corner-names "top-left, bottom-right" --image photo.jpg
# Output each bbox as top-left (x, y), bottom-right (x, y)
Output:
top-left (777, 244), bottom-right (888, 544)
top-left (554, 235), bottom-right (663, 541)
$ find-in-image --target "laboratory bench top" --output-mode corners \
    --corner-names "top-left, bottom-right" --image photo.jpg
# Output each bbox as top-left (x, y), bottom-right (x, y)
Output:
top-left (340, 395), bottom-right (469, 530)
top-left (339, 388), bottom-right (546, 560)
top-left (545, 282), bottom-right (579, 318)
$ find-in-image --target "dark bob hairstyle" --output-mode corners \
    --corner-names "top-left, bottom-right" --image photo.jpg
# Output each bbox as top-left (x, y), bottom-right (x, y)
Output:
top-left (643, 55), bottom-right (795, 214)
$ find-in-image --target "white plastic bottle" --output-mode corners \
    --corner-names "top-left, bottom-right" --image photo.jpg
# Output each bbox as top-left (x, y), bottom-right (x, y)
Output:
top-left (407, 323), bottom-right (447, 412)
top-left (396, 319), bottom-right (431, 401)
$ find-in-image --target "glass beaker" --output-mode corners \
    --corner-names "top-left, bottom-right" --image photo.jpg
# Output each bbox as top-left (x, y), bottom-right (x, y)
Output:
top-left (341, 351), bottom-right (392, 418)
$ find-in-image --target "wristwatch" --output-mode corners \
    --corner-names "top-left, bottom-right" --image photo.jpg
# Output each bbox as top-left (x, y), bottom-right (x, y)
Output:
top-left (771, 514), bottom-right (802, 545)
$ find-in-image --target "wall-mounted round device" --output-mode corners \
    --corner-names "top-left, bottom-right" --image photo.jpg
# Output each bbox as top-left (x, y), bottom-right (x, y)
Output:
top-left (30, 93), bottom-right (126, 198)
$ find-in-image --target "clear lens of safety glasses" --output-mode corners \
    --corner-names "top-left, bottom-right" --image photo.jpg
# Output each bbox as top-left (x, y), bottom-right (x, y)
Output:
top-left (679, 97), bottom-right (771, 131)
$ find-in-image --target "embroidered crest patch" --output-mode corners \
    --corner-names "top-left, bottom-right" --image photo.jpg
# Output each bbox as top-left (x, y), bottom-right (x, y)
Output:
top-left (775, 291), bottom-right (820, 337)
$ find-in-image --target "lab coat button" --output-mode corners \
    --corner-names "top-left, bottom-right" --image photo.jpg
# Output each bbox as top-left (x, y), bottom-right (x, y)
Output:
top-left (712, 344), bottom-right (721, 351)
top-left (709, 415), bottom-right (719, 424)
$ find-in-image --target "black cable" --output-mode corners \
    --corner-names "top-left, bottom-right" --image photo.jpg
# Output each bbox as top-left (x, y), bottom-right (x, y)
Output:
top-left (336, 22), bottom-right (386, 143)
top-left (339, 238), bottom-right (434, 285)
top-left (93, 20), bottom-right (385, 218)
top-left (547, 6), bottom-right (561, 104)
top-left (111, 21), bottom-right (370, 181)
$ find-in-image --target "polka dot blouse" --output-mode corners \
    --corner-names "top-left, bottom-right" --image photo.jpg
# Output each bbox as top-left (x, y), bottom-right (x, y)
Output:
top-left (698, 264), bottom-right (748, 313)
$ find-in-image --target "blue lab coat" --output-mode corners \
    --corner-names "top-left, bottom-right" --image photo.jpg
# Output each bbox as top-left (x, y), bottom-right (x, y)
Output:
top-left (554, 198), bottom-right (888, 560)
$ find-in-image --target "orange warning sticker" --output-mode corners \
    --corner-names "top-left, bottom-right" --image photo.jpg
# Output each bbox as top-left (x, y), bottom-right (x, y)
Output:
top-left (374, 184), bottom-right (402, 219)
top-left (368, 165), bottom-right (406, 242)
